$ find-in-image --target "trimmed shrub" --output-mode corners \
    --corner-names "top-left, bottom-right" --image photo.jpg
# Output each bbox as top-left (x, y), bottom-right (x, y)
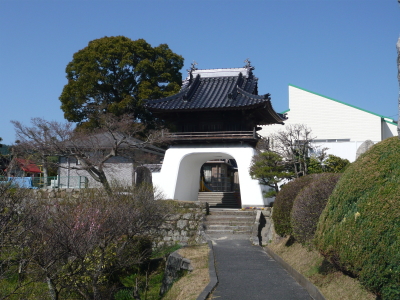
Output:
top-left (324, 154), bottom-right (350, 173)
top-left (314, 137), bottom-right (400, 299)
top-left (272, 174), bottom-right (317, 236)
top-left (291, 173), bottom-right (341, 245)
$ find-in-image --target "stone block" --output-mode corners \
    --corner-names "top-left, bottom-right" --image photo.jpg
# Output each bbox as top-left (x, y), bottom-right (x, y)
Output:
top-left (160, 223), bottom-right (174, 230)
top-left (262, 210), bottom-right (271, 217)
top-left (167, 214), bottom-right (181, 221)
top-left (182, 213), bottom-right (192, 220)
top-left (160, 251), bottom-right (193, 295)
top-left (176, 219), bottom-right (187, 229)
top-left (181, 258), bottom-right (193, 271)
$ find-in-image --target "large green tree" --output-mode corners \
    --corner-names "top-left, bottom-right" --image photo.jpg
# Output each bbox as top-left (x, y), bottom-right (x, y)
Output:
top-left (60, 36), bottom-right (184, 128)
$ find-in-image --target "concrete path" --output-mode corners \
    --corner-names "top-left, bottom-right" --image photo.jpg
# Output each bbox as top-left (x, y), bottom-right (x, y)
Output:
top-left (209, 237), bottom-right (312, 300)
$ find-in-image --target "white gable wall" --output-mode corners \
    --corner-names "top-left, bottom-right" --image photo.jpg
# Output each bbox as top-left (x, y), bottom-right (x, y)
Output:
top-left (382, 120), bottom-right (398, 139)
top-left (261, 85), bottom-right (382, 141)
top-left (289, 86), bottom-right (383, 141)
top-left (260, 85), bottom-right (398, 162)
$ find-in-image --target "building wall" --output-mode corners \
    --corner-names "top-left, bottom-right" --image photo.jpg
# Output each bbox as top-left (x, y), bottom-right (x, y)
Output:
top-left (382, 120), bottom-right (398, 139)
top-left (260, 85), bottom-right (398, 162)
top-left (312, 141), bottom-right (375, 162)
top-left (59, 156), bottom-right (134, 188)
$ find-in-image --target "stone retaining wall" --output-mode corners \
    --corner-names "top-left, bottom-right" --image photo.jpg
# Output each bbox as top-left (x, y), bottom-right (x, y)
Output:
top-left (31, 188), bottom-right (82, 199)
top-left (156, 201), bottom-right (207, 247)
top-left (31, 189), bottom-right (207, 247)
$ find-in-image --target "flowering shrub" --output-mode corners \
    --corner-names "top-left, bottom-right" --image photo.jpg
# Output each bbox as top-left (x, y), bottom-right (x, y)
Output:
top-left (315, 137), bottom-right (400, 299)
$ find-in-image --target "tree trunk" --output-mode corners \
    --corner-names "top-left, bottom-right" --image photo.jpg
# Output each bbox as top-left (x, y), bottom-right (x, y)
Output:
top-left (85, 164), bottom-right (112, 196)
top-left (42, 157), bottom-right (48, 188)
top-left (6, 158), bottom-right (16, 177)
top-left (46, 276), bottom-right (58, 300)
top-left (98, 171), bottom-right (112, 196)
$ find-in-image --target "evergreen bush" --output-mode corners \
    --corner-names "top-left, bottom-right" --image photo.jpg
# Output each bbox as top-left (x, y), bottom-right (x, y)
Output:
top-left (272, 174), bottom-right (316, 236)
top-left (314, 137), bottom-right (400, 299)
top-left (291, 173), bottom-right (341, 245)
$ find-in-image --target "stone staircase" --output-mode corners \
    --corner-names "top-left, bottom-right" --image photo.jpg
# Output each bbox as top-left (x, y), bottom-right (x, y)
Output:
top-left (198, 192), bottom-right (240, 208)
top-left (204, 209), bottom-right (256, 236)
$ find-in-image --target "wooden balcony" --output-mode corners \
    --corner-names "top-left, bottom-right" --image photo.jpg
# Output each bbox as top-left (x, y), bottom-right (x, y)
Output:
top-left (165, 131), bottom-right (260, 146)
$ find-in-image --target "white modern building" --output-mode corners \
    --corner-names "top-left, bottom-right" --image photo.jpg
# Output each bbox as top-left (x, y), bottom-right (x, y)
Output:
top-left (260, 85), bottom-right (398, 162)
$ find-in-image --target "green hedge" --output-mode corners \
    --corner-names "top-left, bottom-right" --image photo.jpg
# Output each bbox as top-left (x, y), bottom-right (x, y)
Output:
top-left (291, 173), bottom-right (341, 245)
top-left (314, 137), bottom-right (400, 299)
top-left (272, 174), bottom-right (316, 236)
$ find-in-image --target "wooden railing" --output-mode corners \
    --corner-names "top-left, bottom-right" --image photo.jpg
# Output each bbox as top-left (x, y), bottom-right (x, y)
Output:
top-left (166, 131), bottom-right (260, 141)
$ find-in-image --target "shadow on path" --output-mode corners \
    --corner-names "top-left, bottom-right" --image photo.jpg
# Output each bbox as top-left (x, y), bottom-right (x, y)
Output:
top-left (210, 238), bottom-right (312, 300)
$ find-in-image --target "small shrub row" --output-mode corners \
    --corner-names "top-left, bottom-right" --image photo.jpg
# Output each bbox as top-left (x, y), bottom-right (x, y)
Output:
top-left (272, 174), bottom-right (316, 236)
top-left (291, 173), bottom-right (341, 245)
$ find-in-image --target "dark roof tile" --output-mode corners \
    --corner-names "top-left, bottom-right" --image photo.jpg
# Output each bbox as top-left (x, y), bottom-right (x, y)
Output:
top-left (146, 67), bottom-right (286, 124)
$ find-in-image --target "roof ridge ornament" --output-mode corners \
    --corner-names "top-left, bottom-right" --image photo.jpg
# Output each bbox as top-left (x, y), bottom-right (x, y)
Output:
top-left (187, 61), bottom-right (198, 76)
top-left (244, 58), bottom-right (255, 71)
top-left (186, 61), bottom-right (198, 84)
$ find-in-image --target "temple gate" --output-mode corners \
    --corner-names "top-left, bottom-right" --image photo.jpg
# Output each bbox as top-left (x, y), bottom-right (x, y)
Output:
top-left (146, 62), bottom-right (285, 207)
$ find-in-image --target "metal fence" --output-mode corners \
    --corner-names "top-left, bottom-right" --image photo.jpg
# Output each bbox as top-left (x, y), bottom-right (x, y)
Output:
top-left (31, 176), bottom-right (88, 189)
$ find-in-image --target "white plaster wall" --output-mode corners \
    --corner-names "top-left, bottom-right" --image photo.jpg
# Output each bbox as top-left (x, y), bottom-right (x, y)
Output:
top-left (59, 162), bottom-right (133, 188)
top-left (152, 144), bottom-right (266, 207)
top-left (260, 85), bottom-right (382, 142)
top-left (312, 141), bottom-right (378, 162)
top-left (382, 121), bottom-right (398, 139)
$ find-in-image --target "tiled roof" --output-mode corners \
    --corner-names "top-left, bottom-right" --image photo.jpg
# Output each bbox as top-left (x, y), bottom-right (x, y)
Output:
top-left (15, 158), bottom-right (41, 173)
top-left (146, 68), bottom-right (282, 115)
top-left (64, 132), bottom-right (165, 155)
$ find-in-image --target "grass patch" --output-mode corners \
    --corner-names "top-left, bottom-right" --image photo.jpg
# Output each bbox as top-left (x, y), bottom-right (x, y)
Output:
top-left (162, 244), bottom-right (210, 300)
top-left (267, 237), bottom-right (375, 300)
top-left (151, 244), bottom-right (182, 259)
top-left (0, 280), bottom-right (50, 300)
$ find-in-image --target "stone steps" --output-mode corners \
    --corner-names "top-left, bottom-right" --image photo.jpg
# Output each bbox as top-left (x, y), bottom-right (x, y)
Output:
top-left (207, 210), bottom-right (255, 216)
top-left (207, 224), bottom-right (253, 231)
top-left (198, 192), bottom-right (240, 208)
top-left (205, 229), bottom-right (253, 235)
top-left (204, 220), bottom-right (253, 226)
top-left (204, 209), bottom-right (256, 236)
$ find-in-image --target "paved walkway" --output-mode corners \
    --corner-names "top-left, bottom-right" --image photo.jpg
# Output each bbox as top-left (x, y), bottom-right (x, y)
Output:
top-left (209, 237), bottom-right (312, 300)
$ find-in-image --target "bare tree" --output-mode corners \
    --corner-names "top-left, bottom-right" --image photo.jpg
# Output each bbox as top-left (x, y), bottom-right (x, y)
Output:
top-left (11, 118), bottom-right (62, 182)
top-left (25, 186), bottom-right (169, 300)
top-left (11, 114), bottom-right (167, 194)
top-left (0, 184), bottom-right (37, 299)
top-left (270, 124), bottom-right (317, 178)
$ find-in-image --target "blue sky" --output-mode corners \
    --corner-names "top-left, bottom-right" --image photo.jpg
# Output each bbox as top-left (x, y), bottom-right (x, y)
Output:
top-left (1, 0), bottom-right (399, 145)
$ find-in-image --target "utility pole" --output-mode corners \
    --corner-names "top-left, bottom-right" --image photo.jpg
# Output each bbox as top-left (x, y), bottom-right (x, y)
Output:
top-left (397, 37), bottom-right (400, 138)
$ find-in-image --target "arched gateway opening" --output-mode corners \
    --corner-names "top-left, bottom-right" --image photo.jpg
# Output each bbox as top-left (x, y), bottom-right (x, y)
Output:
top-left (153, 145), bottom-right (275, 207)
top-left (175, 152), bottom-right (236, 201)
top-left (146, 63), bottom-right (286, 208)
